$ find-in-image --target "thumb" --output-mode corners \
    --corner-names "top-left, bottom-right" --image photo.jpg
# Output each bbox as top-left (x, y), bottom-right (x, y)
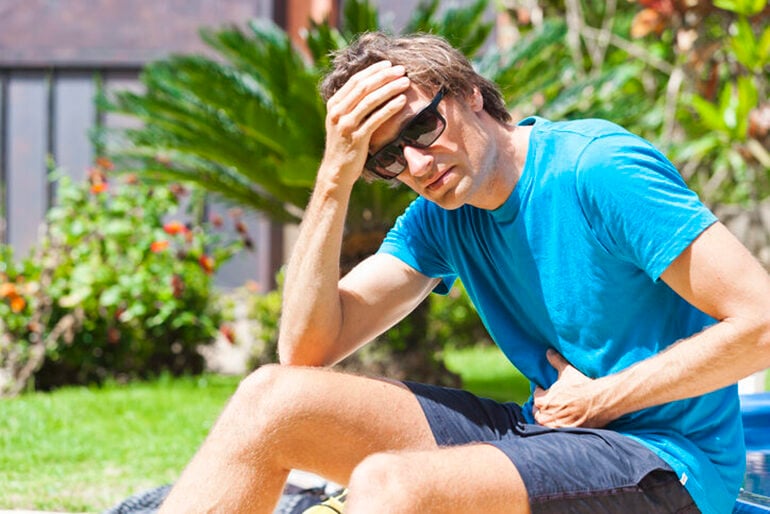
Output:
top-left (546, 349), bottom-right (570, 373)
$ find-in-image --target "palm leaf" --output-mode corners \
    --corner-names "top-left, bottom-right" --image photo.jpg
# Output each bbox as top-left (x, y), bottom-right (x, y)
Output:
top-left (406, 0), bottom-right (493, 56)
top-left (341, 0), bottom-right (380, 38)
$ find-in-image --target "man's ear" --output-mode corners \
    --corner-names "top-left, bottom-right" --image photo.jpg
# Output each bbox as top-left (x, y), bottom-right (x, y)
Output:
top-left (468, 87), bottom-right (484, 112)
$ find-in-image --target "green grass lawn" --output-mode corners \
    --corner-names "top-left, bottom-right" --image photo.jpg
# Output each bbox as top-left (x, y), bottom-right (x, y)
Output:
top-left (0, 374), bottom-right (240, 512)
top-left (444, 344), bottom-right (531, 404)
top-left (1, 345), bottom-right (526, 512)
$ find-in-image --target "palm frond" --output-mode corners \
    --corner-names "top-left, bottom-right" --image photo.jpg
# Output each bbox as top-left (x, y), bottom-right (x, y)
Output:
top-left (341, 0), bottom-right (380, 39)
top-left (406, 0), bottom-right (493, 57)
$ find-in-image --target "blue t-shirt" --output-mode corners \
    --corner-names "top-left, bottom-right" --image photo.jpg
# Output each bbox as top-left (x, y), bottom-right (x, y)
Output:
top-left (378, 117), bottom-right (744, 514)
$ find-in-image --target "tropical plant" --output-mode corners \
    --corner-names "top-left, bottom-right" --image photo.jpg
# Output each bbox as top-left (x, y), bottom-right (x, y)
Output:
top-left (100, 0), bottom-right (497, 384)
top-left (630, 0), bottom-right (770, 205)
top-left (497, 0), bottom-right (770, 209)
top-left (487, 0), bottom-right (670, 139)
top-left (99, 0), bottom-right (494, 234)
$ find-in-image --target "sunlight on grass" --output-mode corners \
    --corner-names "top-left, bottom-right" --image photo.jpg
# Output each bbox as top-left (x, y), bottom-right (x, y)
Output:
top-left (0, 348), bottom-right (530, 512)
top-left (0, 374), bottom-right (240, 512)
top-left (444, 344), bottom-right (531, 404)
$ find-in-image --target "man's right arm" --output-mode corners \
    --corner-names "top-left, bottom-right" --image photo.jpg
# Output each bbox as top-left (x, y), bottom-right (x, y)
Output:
top-left (278, 61), bottom-right (437, 366)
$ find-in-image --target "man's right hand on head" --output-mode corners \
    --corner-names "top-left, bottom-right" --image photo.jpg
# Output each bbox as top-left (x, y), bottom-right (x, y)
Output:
top-left (320, 60), bottom-right (411, 188)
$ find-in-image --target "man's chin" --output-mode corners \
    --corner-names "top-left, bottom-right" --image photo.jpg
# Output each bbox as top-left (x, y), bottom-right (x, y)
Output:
top-left (425, 188), bottom-right (467, 210)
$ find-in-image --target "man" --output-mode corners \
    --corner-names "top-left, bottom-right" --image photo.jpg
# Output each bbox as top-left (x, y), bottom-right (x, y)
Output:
top-left (159, 32), bottom-right (770, 513)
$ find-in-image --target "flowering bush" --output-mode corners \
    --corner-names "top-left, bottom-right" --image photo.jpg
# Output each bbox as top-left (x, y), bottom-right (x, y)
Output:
top-left (0, 163), bottom-right (245, 395)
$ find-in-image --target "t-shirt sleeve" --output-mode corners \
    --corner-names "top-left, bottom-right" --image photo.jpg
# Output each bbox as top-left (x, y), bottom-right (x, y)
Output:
top-left (377, 197), bottom-right (457, 294)
top-left (575, 132), bottom-right (717, 281)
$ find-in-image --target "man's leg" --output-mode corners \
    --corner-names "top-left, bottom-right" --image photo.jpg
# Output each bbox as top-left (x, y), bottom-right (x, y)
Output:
top-left (159, 364), bottom-right (443, 513)
top-left (346, 444), bottom-right (531, 514)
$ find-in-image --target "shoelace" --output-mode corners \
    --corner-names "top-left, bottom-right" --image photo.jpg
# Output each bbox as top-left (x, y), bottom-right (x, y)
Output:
top-left (302, 489), bottom-right (347, 513)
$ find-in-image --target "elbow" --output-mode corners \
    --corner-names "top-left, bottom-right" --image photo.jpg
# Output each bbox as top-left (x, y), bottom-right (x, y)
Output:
top-left (756, 313), bottom-right (770, 355)
top-left (277, 346), bottom-right (316, 367)
top-left (277, 338), bottom-right (311, 367)
top-left (737, 311), bottom-right (770, 369)
top-left (277, 333), bottom-right (334, 367)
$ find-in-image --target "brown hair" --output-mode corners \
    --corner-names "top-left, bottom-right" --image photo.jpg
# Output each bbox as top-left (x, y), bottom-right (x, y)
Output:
top-left (320, 32), bottom-right (511, 125)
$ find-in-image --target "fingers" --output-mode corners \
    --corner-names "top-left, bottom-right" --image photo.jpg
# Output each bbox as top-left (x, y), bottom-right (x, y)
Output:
top-left (329, 60), bottom-right (405, 112)
top-left (326, 61), bottom-right (410, 138)
top-left (330, 60), bottom-right (394, 103)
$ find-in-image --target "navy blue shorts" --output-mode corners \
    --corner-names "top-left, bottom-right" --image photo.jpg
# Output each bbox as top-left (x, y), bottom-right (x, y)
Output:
top-left (405, 381), bottom-right (700, 514)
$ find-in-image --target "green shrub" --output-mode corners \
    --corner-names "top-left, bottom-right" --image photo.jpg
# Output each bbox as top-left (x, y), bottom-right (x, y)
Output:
top-left (0, 163), bottom-right (244, 395)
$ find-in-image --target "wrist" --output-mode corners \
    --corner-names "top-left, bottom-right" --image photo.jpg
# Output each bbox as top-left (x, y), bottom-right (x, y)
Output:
top-left (591, 374), bottom-right (633, 424)
top-left (317, 155), bottom-right (363, 191)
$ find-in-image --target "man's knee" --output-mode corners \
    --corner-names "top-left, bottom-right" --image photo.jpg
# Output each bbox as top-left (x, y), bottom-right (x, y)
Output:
top-left (224, 364), bottom-right (307, 428)
top-left (347, 452), bottom-right (425, 514)
top-left (235, 363), bottom-right (283, 400)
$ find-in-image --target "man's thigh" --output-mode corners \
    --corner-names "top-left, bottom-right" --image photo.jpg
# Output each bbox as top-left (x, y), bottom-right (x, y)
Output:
top-left (241, 365), bottom-right (439, 483)
top-left (159, 365), bottom-right (440, 513)
top-left (405, 381), bottom-right (700, 514)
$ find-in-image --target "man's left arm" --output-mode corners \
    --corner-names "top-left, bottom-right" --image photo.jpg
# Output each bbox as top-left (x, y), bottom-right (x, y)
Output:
top-left (533, 221), bottom-right (770, 428)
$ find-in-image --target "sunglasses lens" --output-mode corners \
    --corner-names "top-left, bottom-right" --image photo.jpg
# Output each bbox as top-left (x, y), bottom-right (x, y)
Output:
top-left (403, 110), bottom-right (444, 147)
top-left (368, 145), bottom-right (406, 178)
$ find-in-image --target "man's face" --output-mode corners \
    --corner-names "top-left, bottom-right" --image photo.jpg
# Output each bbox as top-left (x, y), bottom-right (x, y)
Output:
top-left (368, 85), bottom-right (495, 210)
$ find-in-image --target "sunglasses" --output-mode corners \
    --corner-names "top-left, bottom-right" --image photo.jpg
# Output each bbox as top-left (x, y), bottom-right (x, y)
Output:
top-left (364, 88), bottom-right (447, 180)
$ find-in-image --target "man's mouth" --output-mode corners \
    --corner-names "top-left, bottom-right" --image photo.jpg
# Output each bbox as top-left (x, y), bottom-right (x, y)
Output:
top-left (426, 167), bottom-right (453, 191)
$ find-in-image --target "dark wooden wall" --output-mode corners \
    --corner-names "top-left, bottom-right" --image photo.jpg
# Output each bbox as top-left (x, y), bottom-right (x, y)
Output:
top-left (0, 0), bottom-right (277, 289)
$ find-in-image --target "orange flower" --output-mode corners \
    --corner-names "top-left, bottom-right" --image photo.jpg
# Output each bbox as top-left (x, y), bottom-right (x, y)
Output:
top-left (107, 327), bottom-right (121, 344)
top-left (90, 182), bottom-right (108, 194)
top-left (95, 156), bottom-right (115, 170)
top-left (150, 240), bottom-right (170, 253)
top-left (198, 255), bottom-right (215, 274)
top-left (155, 153), bottom-right (172, 166)
top-left (220, 324), bottom-right (236, 344)
top-left (171, 274), bottom-right (185, 298)
top-left (169, 184), bottom-right (187, 197)
top-left (163, 221), bottom-right (189, 236)
top-left (0, 282), bottom-right (16, 298)
top-left (235, 220), bottom-right (248, 235)
top-left (10, 295), bottom-right (25, 313)
top-left (209, 213), bottom-right (224, 228)
top-left (630, 8), bottom-right (666, 38)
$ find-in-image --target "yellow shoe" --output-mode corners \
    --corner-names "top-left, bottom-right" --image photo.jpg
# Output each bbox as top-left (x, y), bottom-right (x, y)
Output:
top-left (302, 489), bottom-right (347, 513)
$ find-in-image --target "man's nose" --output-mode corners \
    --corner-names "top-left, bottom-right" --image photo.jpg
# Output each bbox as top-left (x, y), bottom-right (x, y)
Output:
top-left (402, 145), bottom-right (434, 178)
